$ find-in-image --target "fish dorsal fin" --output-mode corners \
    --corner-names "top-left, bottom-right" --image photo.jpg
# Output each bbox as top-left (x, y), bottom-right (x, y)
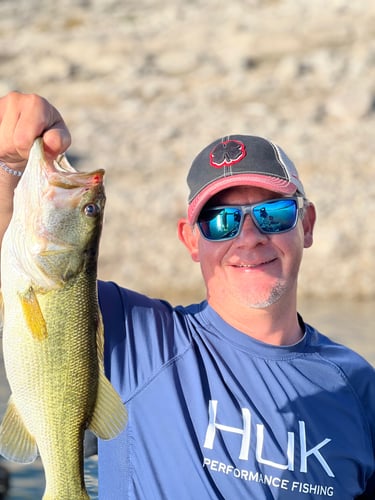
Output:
top-left (0, 397), bottom-right (38, 463)
top-left (18, 287), bottom-right (48, 340)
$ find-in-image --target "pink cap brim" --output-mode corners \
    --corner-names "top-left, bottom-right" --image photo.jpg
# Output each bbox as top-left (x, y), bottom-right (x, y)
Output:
top-left (187, 173), bottom-right (297, 223)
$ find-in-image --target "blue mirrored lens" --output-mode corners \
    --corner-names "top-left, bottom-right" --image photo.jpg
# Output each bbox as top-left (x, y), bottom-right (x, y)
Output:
top-left (198, 198), bottom-right (299, 241)
top-left (252, 199), bottom-right (297, 234)
top-left (198, 207), bottom-right (242, 240)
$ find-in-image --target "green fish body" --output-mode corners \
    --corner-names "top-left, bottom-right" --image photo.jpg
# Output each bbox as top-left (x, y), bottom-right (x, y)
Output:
top-left (0, 138), bottom-right (127, 499)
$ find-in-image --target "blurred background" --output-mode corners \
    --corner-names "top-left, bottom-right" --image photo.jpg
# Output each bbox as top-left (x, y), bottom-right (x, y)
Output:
top-left (0, 0), bottom-right (374, 497)
top-left (1, 0), bottom-right (374, 302)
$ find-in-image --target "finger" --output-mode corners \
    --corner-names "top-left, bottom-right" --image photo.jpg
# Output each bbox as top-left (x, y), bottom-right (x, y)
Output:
top-left (0, 92), bottom-right (43, 160)
top-left (0, 92), bottom-right (71, 166)
top-left (39, 124), bottom-right (71, 161)
top-left (12, 95), bottom-right (71, 161)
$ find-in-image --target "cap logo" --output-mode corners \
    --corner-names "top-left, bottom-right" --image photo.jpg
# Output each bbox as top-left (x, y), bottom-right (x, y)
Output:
top-left (209, 140), bottom-right (246, 168)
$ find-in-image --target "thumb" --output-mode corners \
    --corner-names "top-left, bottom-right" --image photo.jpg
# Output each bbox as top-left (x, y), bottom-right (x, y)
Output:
top-left (42, 125), bottom-right (72, 160)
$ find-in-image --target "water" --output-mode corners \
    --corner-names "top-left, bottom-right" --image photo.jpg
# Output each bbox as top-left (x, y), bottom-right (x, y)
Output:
top-left (298, 298), bottom-right (375, 365)
top-left (0, 299), bottom-right (373, 498)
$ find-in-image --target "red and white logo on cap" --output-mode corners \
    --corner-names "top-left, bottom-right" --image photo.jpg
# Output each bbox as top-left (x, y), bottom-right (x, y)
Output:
top-left (209, 140), bottom-right (246, 168)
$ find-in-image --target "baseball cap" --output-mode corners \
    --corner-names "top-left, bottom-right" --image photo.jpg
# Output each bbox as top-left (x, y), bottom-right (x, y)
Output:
top-left (187, 134), bottom-right (305, 223)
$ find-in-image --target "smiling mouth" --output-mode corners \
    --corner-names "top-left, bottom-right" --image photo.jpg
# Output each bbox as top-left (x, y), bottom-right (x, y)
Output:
top-left (235, 258), bottom-right (277, 268)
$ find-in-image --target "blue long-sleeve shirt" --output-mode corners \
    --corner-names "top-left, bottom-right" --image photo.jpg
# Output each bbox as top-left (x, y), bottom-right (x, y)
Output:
top-left (98, 281), bottom-right (375, 499)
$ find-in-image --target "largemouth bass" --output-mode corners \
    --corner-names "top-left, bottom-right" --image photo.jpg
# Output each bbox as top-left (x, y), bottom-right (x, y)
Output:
top-left (0, 138), bottom-right (127, 499)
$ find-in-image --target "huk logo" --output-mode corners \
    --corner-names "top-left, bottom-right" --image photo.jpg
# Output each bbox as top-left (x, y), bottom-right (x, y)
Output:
top-left (203, 400), bottom-right (334, 477)
top-left (209, 140), bottom-right (246, 168)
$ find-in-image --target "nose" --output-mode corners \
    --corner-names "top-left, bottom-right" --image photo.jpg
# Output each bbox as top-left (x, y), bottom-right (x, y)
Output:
top-left (236, 214), bottom-right (268, 243)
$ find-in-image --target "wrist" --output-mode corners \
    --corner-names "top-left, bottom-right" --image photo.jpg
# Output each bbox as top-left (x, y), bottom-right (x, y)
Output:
top-left (0, 160), bottom-right (23, 200)
top-left (0, 159), bottom-right (24, 177)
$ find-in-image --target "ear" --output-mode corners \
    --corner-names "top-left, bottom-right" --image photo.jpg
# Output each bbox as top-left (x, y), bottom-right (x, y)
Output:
top-left (177, 218), bottom-right (200, 262)
top-left (302, 202), bottom-right (316, 248)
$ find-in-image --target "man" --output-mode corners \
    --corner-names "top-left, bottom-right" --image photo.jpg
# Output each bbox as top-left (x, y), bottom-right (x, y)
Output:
top-left (0, 91), bottom-right (374, 499)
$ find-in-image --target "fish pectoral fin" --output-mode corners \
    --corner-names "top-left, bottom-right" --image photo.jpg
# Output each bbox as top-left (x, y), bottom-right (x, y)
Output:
top-left (0, 397), bottom-right (38, 463)
top-left (18, 287), bottom-right (48, 340)
top-left (88, 371), bottom-right (128, 440)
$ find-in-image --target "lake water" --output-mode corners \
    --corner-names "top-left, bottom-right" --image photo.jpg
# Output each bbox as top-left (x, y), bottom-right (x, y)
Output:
top-left (0, 298), bottom-right (373, 499)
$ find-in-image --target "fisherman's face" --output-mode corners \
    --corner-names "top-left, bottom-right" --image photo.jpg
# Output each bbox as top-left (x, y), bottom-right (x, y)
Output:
top-left (179, 186), bottom-right (316, 314)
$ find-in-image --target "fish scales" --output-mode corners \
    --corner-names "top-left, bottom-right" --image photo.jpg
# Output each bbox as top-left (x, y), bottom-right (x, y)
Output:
top-left (4, 275), bottom-right (98, 494)
top-left (0, 138), bottom-right (127, 499)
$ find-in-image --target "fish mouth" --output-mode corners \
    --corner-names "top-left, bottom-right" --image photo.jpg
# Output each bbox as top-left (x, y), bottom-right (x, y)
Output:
top-left (24, 138), bottom-right (105, 190)
top-left (40, 152), bottom-right (105, 211)
top-left (48, 154), bottom-right (105, 189)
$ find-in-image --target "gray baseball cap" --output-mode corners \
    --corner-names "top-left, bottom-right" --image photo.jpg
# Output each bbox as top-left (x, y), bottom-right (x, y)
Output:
top-left (187, 134), bottom-right (305, 223)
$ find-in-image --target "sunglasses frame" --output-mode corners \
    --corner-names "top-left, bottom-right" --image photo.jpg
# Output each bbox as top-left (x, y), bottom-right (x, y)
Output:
top-left (197, 196), bottom-right (305, 242)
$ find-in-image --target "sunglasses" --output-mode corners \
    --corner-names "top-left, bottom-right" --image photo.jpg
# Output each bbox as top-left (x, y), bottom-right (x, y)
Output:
top-left (197, 197), bottom-right (305, 241)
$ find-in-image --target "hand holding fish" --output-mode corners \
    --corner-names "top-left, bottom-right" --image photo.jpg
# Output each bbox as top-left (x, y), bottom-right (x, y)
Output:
top-left (0, 92), bottom-right (71, 249)
top-left (0, 91), bottom-right (71, 170)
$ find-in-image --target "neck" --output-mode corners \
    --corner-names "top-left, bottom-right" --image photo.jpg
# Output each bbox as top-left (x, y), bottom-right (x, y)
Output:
top-left (208, 297), bottom-right (303, 346)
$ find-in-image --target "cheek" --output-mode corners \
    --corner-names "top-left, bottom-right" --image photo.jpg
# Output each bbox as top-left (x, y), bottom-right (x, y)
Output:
top-left (197, 239), bottom-right (226, 270)
top-left (285, 227), bottom-right (306, 265)
top-left (275, 226), bottom-right (305, 262)
top-left (291, 221), bottom-right (306, 246)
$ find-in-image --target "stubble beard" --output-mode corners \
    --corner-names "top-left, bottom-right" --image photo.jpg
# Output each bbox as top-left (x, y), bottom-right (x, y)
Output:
top-left (243, 280), bottom-right (289, 309)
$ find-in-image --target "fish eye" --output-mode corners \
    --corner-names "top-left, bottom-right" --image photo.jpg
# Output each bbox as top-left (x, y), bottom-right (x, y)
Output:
top-left (83, 203), bottom-right (100, 217)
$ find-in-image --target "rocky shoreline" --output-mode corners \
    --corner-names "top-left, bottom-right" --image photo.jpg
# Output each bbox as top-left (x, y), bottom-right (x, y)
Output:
top-left (0, 0), bottom-right (374, 302)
